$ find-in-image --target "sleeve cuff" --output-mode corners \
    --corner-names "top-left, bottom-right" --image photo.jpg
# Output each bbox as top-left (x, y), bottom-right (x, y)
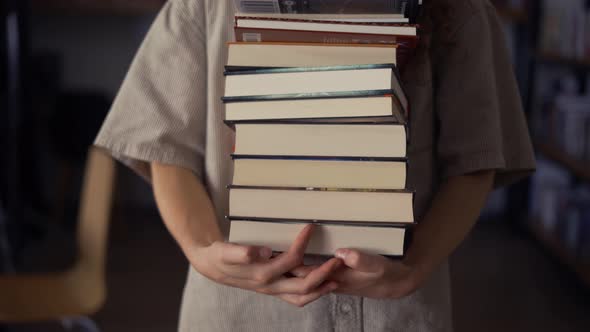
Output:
top-left (94, 135), bottom-right (204, 183)
top-left (441, 150), bottom-right (505, 180)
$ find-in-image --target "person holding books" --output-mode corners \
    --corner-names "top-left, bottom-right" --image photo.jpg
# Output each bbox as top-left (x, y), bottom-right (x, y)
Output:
top-left (94, 0), bottom-right (535, 331)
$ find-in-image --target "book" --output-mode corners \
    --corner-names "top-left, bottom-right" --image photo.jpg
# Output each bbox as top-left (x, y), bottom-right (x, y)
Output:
top-left (233, 0), bottom-right (421, 17)
top-left (234, 24), bottom-right (418, 49)
top-left (223, 64), bottom-right (408, 112)
top-left (232, 156), bottom-right (407, 189)
top-left (224, 94), bottom-right (406, 123)
top-left (233, 122), bottom-right (407, 158)
top-left (229, 185), bottom-right (415, 224)
top-left (226, 42), bottom-right (398, 68)
top-left (235, 12), bottom-right (408, 23)
top-left (235, 16), bottom-right (417, 36)
top-left (228, 219), bottom-right (406, 256)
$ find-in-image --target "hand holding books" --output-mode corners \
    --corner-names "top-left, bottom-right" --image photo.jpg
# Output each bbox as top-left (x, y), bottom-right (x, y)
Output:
top-left (190, 224), bottom-right (342, 307)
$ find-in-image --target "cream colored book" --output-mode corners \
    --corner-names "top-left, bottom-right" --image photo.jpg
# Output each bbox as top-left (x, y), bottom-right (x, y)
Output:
top-left (223, 64), bottom-right (408, 113)
top-left (229, 186), bottom-right (414, 224)
top-left (225, 95), bottom-right (405, 123)
top-left (235, 17), bottom-right (417, 36)
top-left (234, 122), bottom-right (407, 158)
top-left (229, 220), bottom-right (406, 256)
top-left (232, 157), bottom-right (407, 189)
top-left (227, 42), bottom-right (397, 68)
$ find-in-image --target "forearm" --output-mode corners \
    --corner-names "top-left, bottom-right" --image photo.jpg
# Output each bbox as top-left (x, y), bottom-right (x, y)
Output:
top-left (151, 162), bottom-right (223, 255)
top-left (404, 170), bottom-right (495, 278)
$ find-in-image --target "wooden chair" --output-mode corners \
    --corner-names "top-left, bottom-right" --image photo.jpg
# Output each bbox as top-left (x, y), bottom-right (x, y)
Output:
top-left (0, 148), bottom-right (116, 327)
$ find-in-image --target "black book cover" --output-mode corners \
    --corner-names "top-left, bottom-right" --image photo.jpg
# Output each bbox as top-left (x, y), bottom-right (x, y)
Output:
top-left (231, 154), bottom-right (407, 162)
top-left (228, 184), bottom-right (414, 194)
top-left (227, 216), bottom-right (417, 228)
top-left (223, 62), bottom-right (396, 75)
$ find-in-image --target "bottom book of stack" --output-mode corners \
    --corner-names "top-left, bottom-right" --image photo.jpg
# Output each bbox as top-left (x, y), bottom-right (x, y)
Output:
top-left (228, 185), bottom-right (414, 257)
top-left (229, 219), bottom-right (407, 257)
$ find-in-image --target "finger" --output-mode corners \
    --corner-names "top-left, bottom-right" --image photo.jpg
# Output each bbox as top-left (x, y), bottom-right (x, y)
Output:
top-left (279, 281), bottom-right (338, 308)
top-left (334, 249), bottom-right (386, 273)
top-left (222, 226), bottom-right (315, 284)
top-left (266, 258), bottom-right (342, 295)
top-left (288, 224), bottom-right (315, 257)
top-left (289, 265), bottom-right (320, 278)
top-left (328, 266), bottom-right (375, 295)
top-left (220, 243), bottom-right (273, 265)
top-left (263, 224), bottom-right (316, 277)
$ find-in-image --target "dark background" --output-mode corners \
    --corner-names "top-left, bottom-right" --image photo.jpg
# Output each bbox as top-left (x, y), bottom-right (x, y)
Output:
top-left (1, 0), bottom-right (589, 331)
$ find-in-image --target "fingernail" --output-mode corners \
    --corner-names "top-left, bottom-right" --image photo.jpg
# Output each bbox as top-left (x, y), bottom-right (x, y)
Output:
top-left (335, 249), bottom-right (348, 260)
top-left (328, 282), bottom-right (339, 291)
top-left (259, 247), bottom-right (272, 259)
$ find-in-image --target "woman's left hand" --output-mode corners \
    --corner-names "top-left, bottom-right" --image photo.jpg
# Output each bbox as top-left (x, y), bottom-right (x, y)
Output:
top-left (291, 249), bottom-right (426, 299)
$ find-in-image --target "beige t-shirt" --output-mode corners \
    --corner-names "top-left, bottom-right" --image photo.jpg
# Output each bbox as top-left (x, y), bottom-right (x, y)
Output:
top-left (95, 0), bottom-right (535, 331)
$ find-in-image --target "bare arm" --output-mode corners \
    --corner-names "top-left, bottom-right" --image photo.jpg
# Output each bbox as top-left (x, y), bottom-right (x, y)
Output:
top-left (404, 170), bottom-right (495, 281)
top-left (322, 170), bottom-right (495, 298)
top-left (151, 162), bottom-right (223, 253)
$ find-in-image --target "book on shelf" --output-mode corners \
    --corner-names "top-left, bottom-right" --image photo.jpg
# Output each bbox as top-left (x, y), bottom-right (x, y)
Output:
top-left (232, 156), bottom-right (407, 189)
top-left (539, 0), bottom-right (589, 60)
top-left (226, 42), bottom-right (398, 68)
top-left (223, 63), bottom-right (408, 112)
top-left (228, 219), bottom-right (407, 256)
top-left (540, 94), bottom-right (590, 162)
top-left (233, 122), bottom-right (407, 158)
top-left (228, 185), bottom-right (415, 224)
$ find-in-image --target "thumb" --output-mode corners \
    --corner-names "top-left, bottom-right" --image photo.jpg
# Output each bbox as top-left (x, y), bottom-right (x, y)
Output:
top-left (334, 249), bottom-right (385, 273)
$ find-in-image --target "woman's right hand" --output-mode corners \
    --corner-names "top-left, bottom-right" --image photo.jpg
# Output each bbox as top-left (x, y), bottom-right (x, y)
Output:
top-left (187, 225), bottom-right (342, 307)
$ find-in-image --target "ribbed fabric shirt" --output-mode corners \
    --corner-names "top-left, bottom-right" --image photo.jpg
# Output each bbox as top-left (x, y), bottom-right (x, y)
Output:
top-left (95, 0), bottom-right (535, 331)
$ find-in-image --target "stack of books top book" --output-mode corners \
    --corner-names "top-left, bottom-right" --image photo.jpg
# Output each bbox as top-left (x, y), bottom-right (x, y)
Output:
top-left (222, 1), bottom-right (419, 257)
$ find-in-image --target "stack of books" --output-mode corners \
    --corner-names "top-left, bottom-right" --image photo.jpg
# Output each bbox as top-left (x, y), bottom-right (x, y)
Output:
top-left (223, 1), bottom-right (419, 257)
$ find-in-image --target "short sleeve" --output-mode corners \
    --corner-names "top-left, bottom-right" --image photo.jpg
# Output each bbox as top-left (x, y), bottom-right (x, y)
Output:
top-left (94, 0), bottom-right (207, 181)
top-left (434, 3), bottom-right (536, 187)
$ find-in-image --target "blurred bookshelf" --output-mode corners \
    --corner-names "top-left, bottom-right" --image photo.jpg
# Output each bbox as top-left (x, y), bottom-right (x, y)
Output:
top-left (495, 7), bottom-right (528, 23)
top-left (537, 53), bottom-right (590, 70)
top-left (536, 143), bottom-right (590, 182)
top-left (490, 0), bottom-right (529, 22)
top-left (31, 0), bottom-right (166, 16)
top-left (525, 0), bottom-right (590, 286)
top-left (529, 220), bottom-right (590, 287)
